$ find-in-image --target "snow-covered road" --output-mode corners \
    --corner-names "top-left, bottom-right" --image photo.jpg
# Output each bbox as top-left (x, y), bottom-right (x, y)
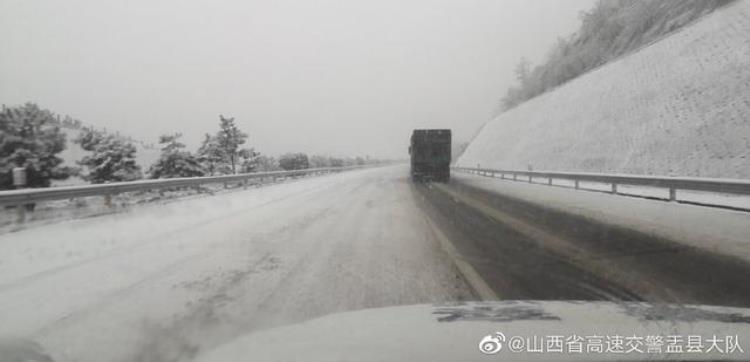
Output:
top-left (0, 165), bottom-right (472, 362)
top-left (5, 165), bottom-right (750, 362)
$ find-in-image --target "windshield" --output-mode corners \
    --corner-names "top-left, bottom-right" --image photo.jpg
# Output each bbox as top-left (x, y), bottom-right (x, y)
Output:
top-left (1, 0), bottom-right (749, 361)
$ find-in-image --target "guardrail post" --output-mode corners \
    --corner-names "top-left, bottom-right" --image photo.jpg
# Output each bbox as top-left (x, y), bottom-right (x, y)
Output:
top-left (243, 179), bottom-right (248, 190)
top-left (528, 175), bottom-right (532, 183)
top-left (104, 193), bottom-right (113, 208)
top-left (16, 204), bottom-right (26, 224)
top-left (12, 168), bottom-right (28, 223)
top-left (574, 180), bottom-right (579, 189)
top-left (611, 183), bottom-right (618, 194)
top-left (548, 177), bottom-right (552, 185)
top-left (669, 188), bottom-right (677, 202)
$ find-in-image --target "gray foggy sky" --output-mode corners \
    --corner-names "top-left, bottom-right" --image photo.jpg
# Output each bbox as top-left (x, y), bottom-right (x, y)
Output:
top-left (0, 0), bottom-right (594, 158)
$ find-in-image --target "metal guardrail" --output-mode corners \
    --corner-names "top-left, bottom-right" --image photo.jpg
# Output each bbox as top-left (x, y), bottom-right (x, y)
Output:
top-left (0, 166), bottom-right (366, 207)
top-left (452, 167), bottom-right (750, 201)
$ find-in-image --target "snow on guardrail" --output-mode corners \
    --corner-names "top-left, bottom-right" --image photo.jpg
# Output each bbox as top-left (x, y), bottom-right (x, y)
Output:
top-left (0, 166), bottom-right (366, 207)
top-left (453, 166), bottom-right (750, 210)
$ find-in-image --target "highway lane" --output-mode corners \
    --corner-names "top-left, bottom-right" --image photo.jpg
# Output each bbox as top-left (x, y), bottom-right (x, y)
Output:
top-left (0, 166), bottom-right (472, 362)
top-left (3, 164), bottom-right (750, 362)
top-left (416, 175), bottom-right (750, 307)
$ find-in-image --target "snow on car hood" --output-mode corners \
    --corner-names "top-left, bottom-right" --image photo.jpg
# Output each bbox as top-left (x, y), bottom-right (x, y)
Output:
top-left (196, 301), bottom-right (750, 362)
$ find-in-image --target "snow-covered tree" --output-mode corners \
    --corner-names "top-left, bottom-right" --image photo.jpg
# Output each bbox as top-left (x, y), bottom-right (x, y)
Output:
top-left (255, 155), bottom-right (280, 172)
top-left (328, 157), bottom-right (345, 168)
top-left (75, 129), bottom-right (142, 183)
top-left (197, 133), bottom-right (224, 176)
top-left (0, 103), bottom-right (74, 190)
top-left (238, 147), bottom-right (260, 173)
top-left (198, 115), bottom-right (257, 175)
top-left (215, 115), bottom-right (248, 174)
top-left (149, 133), bottom-right (204, 179)
top-left (309, 155), bottom-right (331, 168)
top-left (514, 57), bottom-right (532, 85)
top-left (279, 153), bottom-right (309, 170)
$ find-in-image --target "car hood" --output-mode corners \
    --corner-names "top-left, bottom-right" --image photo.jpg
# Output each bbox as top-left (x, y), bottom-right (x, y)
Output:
top-left (196, 301), bottom-right (750, 362)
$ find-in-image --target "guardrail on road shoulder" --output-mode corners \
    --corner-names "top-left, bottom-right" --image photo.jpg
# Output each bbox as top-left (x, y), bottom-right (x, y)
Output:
top-left (0, 166), bottom-right (366, 208)
top-left (452, 166), bottom-right (750, 207)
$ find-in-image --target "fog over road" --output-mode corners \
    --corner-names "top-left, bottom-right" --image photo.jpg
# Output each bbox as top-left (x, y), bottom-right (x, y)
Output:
top-left (3, 165), bottom-right (750, 362)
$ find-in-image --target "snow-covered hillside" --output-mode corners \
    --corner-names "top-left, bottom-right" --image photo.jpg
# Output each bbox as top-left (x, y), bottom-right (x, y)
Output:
top-left (458, 0), bottom-right (750, 178)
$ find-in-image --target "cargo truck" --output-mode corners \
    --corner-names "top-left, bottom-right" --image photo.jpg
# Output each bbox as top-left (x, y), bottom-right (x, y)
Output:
top-left (409, 129), bottom-right (451, 182)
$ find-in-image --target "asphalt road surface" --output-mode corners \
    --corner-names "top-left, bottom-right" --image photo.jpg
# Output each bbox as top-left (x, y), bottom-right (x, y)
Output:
top-left (2, 165), bottom-right (749, 362)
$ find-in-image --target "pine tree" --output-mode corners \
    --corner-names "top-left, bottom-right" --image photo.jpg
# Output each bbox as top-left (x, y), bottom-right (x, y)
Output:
top-left (0, 103), bottom-right (74, 190)
top-left (75, 129), bottom-right (142, 183)
top-left (149, 133), bottom-right (205, 179)
top-left (197, 133), bottom-right (224, 176)
top-left (215, 115), bottom-right (248, 174)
